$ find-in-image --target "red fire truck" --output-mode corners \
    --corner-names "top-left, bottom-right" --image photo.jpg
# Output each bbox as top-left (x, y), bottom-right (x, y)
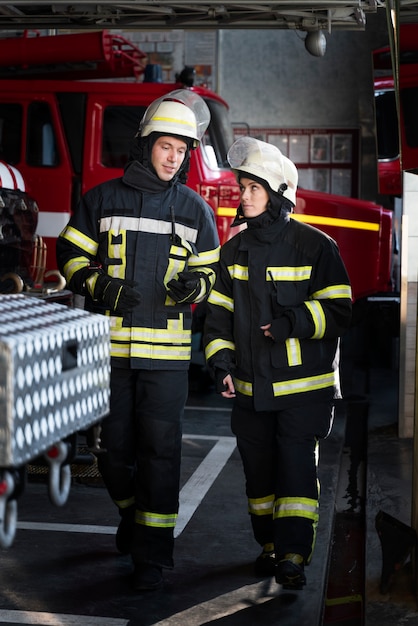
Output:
top-left (0, 29), bottom-right (394, 303)
top-left (374, 23), bottom-right (418, 198)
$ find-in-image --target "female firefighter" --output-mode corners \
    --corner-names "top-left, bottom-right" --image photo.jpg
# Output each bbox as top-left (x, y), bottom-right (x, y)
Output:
top-left (57, 90), bottom-right (220, 592)
top-left (203, 136), bottom-right (352, 590)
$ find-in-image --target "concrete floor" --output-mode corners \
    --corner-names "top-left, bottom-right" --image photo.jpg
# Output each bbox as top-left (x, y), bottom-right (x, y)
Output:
top-left (0, 357), bottom-right (416, 626)
top-left (365, 367), bottom-right (418, 626)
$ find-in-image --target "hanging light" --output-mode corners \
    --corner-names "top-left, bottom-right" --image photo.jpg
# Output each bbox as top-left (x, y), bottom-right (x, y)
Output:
top-left (305, 30), bottom-right (327, 57)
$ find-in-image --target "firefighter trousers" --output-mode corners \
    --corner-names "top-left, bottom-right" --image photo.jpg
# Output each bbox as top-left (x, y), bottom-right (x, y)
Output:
top-left (231, 401), bottom-right (334, 564)
top-left (97, 367), bottom-right (188, 568)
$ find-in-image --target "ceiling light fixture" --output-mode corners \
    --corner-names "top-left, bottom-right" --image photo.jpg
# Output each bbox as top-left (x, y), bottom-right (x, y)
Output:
top-left (305, 30), bottom-right (327, 57)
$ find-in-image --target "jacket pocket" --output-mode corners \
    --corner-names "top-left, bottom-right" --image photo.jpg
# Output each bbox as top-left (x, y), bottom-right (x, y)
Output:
top-left (272, 281), bottom-right (309, 309)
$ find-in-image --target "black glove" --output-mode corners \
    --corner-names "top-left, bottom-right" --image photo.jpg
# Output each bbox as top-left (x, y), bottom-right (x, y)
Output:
top-left (265, 314), bottom-right (293, 342)
top-left (94, 274), bottom-right (141, 314)
top-left (167, 271), bottom-right (205, 304)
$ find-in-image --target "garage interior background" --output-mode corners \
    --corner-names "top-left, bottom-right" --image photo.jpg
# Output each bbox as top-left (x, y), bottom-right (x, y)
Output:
top-left (60, 8), bottom-right (389, 204)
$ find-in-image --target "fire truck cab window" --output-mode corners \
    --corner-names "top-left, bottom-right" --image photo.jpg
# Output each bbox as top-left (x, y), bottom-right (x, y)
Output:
top-left (102, 100), bottom-right (234, 171)
top-left (375, 90), bottom-right (399, 160)
top-left (0, 103), bottom-right (22, 165)
top-left (102, 106), bottom-right (146, 168)
top-left (401, 86), bottom-right (418, 148)
top-left (27, 102), bottom-right (58, 167)
top-left (203, 100), bottom-right (235, 168)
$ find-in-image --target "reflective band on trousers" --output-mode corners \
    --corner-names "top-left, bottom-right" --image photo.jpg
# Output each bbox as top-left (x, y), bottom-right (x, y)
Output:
top-left (248, 494), bottom-right (274, 516)
top-left (114, 496), bottom-right (135, 510)
top-left (135, 510), bottom-right (178, 528)
top-left (274, 496), bottom-right (319, 522)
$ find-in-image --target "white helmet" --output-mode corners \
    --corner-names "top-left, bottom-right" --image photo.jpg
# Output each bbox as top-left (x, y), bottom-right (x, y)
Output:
top-left (227, 136), bottom-right (298, 205)
top-left (138, 89), bottom-right (210, 149)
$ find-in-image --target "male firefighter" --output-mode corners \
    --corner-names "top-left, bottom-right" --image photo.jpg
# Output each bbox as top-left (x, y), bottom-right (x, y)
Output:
top-left (203, 136), bottom-right (352, 590)
top-left (56, 90), bottom-right (220, 591)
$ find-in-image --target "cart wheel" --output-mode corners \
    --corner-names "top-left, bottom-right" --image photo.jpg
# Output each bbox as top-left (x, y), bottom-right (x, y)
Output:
top-left (44, 441), bottom-right (72, 507)
top-left (0, 472), bottom-right (17, 548)
top-left (48, 463), bottom-right (71, 507)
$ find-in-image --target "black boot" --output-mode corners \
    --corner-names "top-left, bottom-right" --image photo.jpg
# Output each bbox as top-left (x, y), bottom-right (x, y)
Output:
top-left (133, 563), bottom-right (164, 591)
top-left (275, 553), bottom-right (306, 590)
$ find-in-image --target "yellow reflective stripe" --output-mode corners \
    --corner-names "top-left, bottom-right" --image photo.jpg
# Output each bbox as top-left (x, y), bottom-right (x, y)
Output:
top-left (272, 371), bottom-right (336, 397)
top-left (217, 207), bottom-right (237, 218)
top-left (273, 496), bottom-right (319, 522)
top-left (100, 216), bottom-right (198, 243)
top-left (109, 317), bottom-right (192, 360)
top-left (114, 496), bottom-right (135, 510)
top-left (135, 510), bottom-right (178, 528)
top-left (266, 266), bottom-right (312, 281)
top-left (325, 595), bottom-right (364, 608)
top-left (169, 245), bottom-right (189, 260)
top-left (227, 264), bottom-right (249, 281)
top-left (207, 289), bottom-right (234, 312)
top-left (286, 338), bottom-right (302, 366)
top-left (248, 494), bottom-right (274, 516)
top-left (153, 114), bottom-right (195, 132)
top-left (206, 270), bottom-right (216, 291)
top-left (205, 338), bottom-right (235, 361)
top-left (188, 245), bottom-right (220, 268)
top-left (305, 300), bottom-right (326, 339)
top-left (62, 256), bottom-right (90, 282)
top-left (312, 284), bottom-right (352, 300)
top-left (111, 325), bottom-right (189, 344)
top-left (107, 229), bottom-right (126, 279)
top-left (61, 225), bottom-right (98, 255)
top-left (291, 213), bottom-right (380, 232)
top-left (112, 343), bottom-right (191, 360)
top-left (85, 272), bottom-right (99, 298)
top-left (234, 377), bottom-right (253, 396)
top-left (164, 245), bottom-right (188, 292)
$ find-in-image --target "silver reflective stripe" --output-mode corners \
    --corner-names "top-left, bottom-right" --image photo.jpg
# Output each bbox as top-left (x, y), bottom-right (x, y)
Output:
top-left (305, 300), bottom-right (326, 339)
top-left (205, 338), bottom-right (235, 360)
top-left (135, 510), bottom-right (178, 528)
top-left (274, 496), bottom-right (319, 521)
top-left (266, 266), bottom-right (312, 281)
top-left (227, 264), bottom-right (249, 281)
top-left (99, 216), bottom-right (198, 243)
top-left (248, 495), bottom-right (274, 516)
top-left (207, 289), bottom-right (234, 312)
top-left (286, 338), bottom-right (302, 366)
top-left (272, 371), bottom-right (336, 397)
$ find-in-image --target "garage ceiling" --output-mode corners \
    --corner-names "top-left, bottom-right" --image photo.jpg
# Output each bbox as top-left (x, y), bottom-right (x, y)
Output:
top-left (0, 1), bottom-right (392, 31)
top-left (0, 1), bottom-right (415, 32)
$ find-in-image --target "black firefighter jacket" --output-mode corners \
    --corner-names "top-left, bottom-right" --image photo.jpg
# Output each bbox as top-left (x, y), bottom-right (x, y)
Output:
top-left (204, 211), bottom-right (352, 411)
top-left (57, 162), bottom-right (220, 370)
